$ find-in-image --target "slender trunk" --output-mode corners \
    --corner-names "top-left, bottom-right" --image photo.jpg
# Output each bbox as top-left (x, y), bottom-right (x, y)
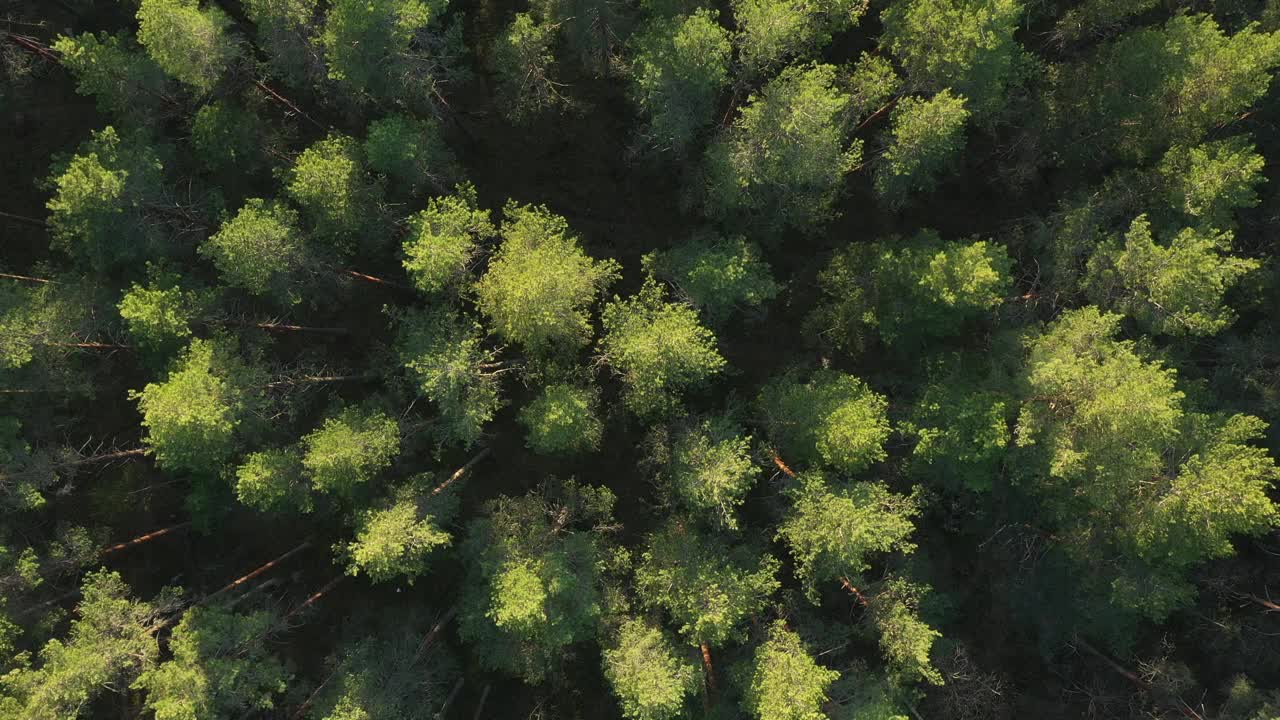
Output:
top-left (285, 575), bottom-right (347, 620)
top-left (292, 665), bottom-right (339, 720)
top-left (265, 374), bottom-right (376, 390)
top-left (700, 642), bottom-right (717, 700)
top-left (472, 684), bottom-right (491, 720)
top-left (1075, 638), bottom-right (1204, 720)
top-left (771, 453), bottom-right (797, 479)
top-left (203, 540), bottom-right (313, 603)
top-left (413, 607), bottom-right (458, 664)
top-left (44, 341), bottom-right (130, 350)
top-left (1239, 592), bottom-right (1280, 612)
top-left (431, 448), bottom-right (491, 497)
top-left (254, 80), bottom-right (326, 131)
top-left (0, 211), bottom-right (50, 228)
top-left (0, 272), bottom-right (53, 284)
top-left (437, 678), bottom-right (465, 719)
top-left (338, 268), bottom-right (413, 291)
top-left (4, 33), bottom-right (60, 63)
top-left (100, 521), bottom-right (191, 556)
top-left (856, 97), bottom-right (900, 132)
top-left (17, 588), bottom-right (81, 618)
top-left (207, 319), bottom-right (350, 335)
top-left (839, 576), bottom-right (870, 608)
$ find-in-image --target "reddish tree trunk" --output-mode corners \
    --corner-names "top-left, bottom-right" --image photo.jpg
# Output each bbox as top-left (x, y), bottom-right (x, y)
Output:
top-left (700, 642), bottom-right (717, 699)
top-left (254, 80), bottom-right (326, 130)
top-left (431, 448), bottom-right (491, 496)
top-left (338, 268), bottom-right (413, 291)
top-left (204, 541), bottom-right (313, 603)
top-left (771, 453), bottom-right (797, 479)
top-left (840, 576), bottom-right (871, 608)
top-left (285, 575), bottom-right (347, 620)
top-left (0, 271), bottom-right (53, 283)
top-left (100, 521), bottom-right (191, 556)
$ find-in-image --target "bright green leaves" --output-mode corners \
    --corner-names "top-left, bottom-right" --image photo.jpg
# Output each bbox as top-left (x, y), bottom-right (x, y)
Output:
top-left (759, 370), bottom-right (890, 475)
top-left (45, 127), bottom-right (164, 271)
top-left (742, 621), bottom-right (840, 720)
top-left (284, 134), bottom-right (381, 249)
top-left (901, 379), bottom-right (1010, 493)
top-left (136, 0), bottom-right (239, 92)
top-left (874, 91), bottom-right (970, 209)
top-left (600, 278), bottom-right (726, 418)
top-left (778, 473), bottom-right (919, 600)
top-left (459, 481), bottom-right (620, 683)
top-left (634, 523), bottom-right (779, 647)
top-left (865, 579), bottom-right (943, 685)
top-left (365, 113), bottom-right (461, 194)
top-left (321, 0), bottom-right (445, 99)
top-left (1053, 15), bottom-right (1280, 162)
top-left (117, 275), bottom-right (200, 354)
top-left (0, 571), bottom-right (167, 720)
top-left (202, 198), bottom-right (305, 301)
top-left (1085, 215), bottom-right (1258, 336)
top-left (135, 605), bottom-right (288, 720)
top-left (1016, 307), bottom-right (1280, 622)
top-left (396, 307), bottom-right (502, 448)
top-left (880, 0), bottom-right (1024, 118)
top-left (658, 416), bottom-right (757, 530)
top-left (402, 183), bottom-right (495, 295)
top-left (341, 482), bottom-right (457, 583)
top-left (602, 618), bottom-right (699, 720)
top-left (705, 63), bottom-right (860, 235)
top-left (812, 231), bottom-right (1012, 352)
top-left (645, 236), bottom-right (779, 326)
top-left (630, 10), bottom-right (732, 151)
top-left (1157, 137), bottom-right (1266, 229)
top-left (132, 338), bottom-right (263, 474)
top-left (476, 203), bottom-right (619, 356)
top-left (518, 383), bottom-right (603, 455)
top-left (491, 13), bottom-right (564, 123)
top-left (235, 447), bottom-right (309, 512)
top-left (301, 406), bottom-right (400, 497)
top-left (733, 0), bottom-right (869, 72)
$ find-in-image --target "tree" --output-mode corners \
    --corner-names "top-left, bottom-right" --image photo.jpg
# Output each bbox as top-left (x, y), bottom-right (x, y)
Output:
top-left (0, 570), bottom-right (173, 720)
top-left (656, 415), bottom-right (757, 530)
top-left (599, 277), bottom-right (726, 418)
top-left (117, 273), bottom-right (201, 355)
top-left (320, 0), bottom-right (444, 100)
top-left (306, 615), bottom-right (459, 719)
top-left (863, 579), bottom-right (943, 686)
top-left (1052, 15), bottom-right (1280, 163)
top-left (365, 113), bottom-right (461, 195)
top-left (602, 617), bottom-right (700, 720)
top-left (810, 231), bottom-right (1012, 352)
top-left (630, 10), bottom-right (731, 151)
top-left (529, 0), bottom-right (628, 76)
top-left (758, 370), bottom-right (890, 475)
top-left (241, 0), bottom-right (323, 87)
top-left (234, 447), bottom-right (310, 512)
top-left (134, 605), bottom-right (288, 720)
top-left (136, 0), bottom-right (239, 93)
top-left (459, 480), bottom-right (622, 684)
top-left (301, 406), bottom-right (400, 497)
top-left (644, 236), bottom-right (780, 326)
top-left (284, 134), bottom-right (382, 250)
top-left (131, 337), bottom-right (264, 474)
top-left (874, 91), bottom-right (969, 209)
top-left (742, 621), bottom-right (840, 720)
top-left (900, 372), bottom-right (1010, 493)
top-left (776, 472), bottom-right (919, 600)
top-left (201, 198), bottom-right (305, 302)
top-left (634, 522), bottom-right (779, 654)
top-left (1084, 215), bottom-right (1258, 336)
top-left (340, 479), bottom-right (457, 583)
top-left (0, 280), bottom-right (103, 374)
top-left (518, 383), bottom-right (603, 455)
top-left (1156, 136), bottom-right (1266, 230)
top-left (704, 63), bottom-right (861, 235)
top-left (52, 32), bottom-right (170, 125)
top-left (1016, 307), bottom-right (1280, 625)
top-left (475, 202), bottom-right (619, 356)
top-left (880, 0), bottom-right (1024, 119)
top-left (396, 307), bottom-right (503, 448)
top-left (490, 13), bottom-right (566, 123)
top-left (45, 126), bottom-right (164, 272)
top-left (190, 101), bottom-right (262, 172)
top-left (732, 0), bottom-right (869, 73)
top-left (401, 183), bottom-right (495, 295)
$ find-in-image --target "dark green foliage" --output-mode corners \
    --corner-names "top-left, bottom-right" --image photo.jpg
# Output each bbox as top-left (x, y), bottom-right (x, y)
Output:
top-left (732, 0), bottom-right (870, 72)
top-left (284, 134), bottom-right (382, 250)
top-left (459, 481), bottom-right (622, 683)
top-left (191, 101), bottom-right (261, 172)
top-left (630, 10), bottom-right (731, 151)
top-left (53, 32), bottom-right (170, 125)
top-left (242, 0), bottom-right (322, 86)
top-left (874, 91), bottom-right (970, 208)
top-left (396, 307), bottom-right (503, 447)
top-left (365, 113), bottom-right (461, 194)
top-left (490, 13), bottom-right (565, 123)
top-left (655, 415), bottom-right (757, 530)
top-left (704, 63), bottom-right (861, 235)
top-left (320, 0), bottom-right (446, 100)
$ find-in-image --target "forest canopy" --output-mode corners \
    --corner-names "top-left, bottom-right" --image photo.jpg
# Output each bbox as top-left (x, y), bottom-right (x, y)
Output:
top-left (4, 0), bottom-right (1280, 718)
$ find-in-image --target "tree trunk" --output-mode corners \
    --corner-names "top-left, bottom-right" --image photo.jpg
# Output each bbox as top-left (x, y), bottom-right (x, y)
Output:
top-left (203, 540), bottom-right (313, 603)
top-left (413, 607), bottom-right (458, 663)
top-left (839, 576), bottom-right (871, 608)
top-left (430, 448), bottom-right (491, 496)
top-left (337, 268), bottom-right (413, 291)
top-left (254, 80), bottom-right (326, 131)
top-left (472, 684), bottom-right (491, 720)
top-left (700, 642), bottom-right (717, 702)
top-left (771, 453), bottom-right (797, 479)
top-left (0, 271), bottom-right (53, 283)
top-left (100, 521), bottom-right (191, 556)
top-left (285, 575), bottom-right (347, 620)
top-left (207, 319), bottom-right (350, 335)
top-left (437, 678), bottom-right (465, 720)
